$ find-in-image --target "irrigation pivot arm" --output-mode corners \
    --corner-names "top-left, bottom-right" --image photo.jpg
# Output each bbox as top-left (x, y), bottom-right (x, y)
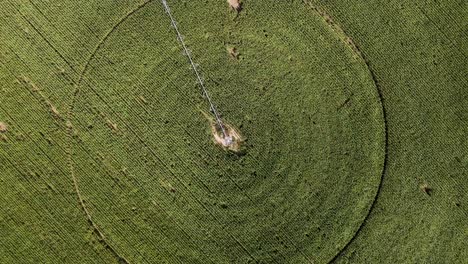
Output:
top-left (161, 0), bottom-right (228, 139)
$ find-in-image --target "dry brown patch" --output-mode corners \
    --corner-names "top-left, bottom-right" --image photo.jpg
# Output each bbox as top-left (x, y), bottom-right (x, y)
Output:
top-left (49, 104), bottom-right (61, 118)
top-left (159, 178), bottom-right (176, 193)
top-left (227, 0), bottom-right (242, 11)
top-left (19, 76), bottom-right (64, 119)
top-left (200, 110), bottom-right (243, 152)
top-left (227, 46), bottom-right (239, 59)
top-left (138, 95), bottom-right (148, 104)
top-left (210, 122), bottom-right (243, 152)
top-left (0, 122), bottom-right (7, 133)
top-left (304, 1), bottom-right (362, 57)
top-left (420, 183), bottom-right (433, 196)
top-left (106, 119), bottom-right (118, 131)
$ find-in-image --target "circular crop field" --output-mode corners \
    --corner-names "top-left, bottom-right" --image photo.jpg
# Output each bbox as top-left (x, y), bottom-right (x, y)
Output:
top-left (70, 1), bottom-right (385, 263)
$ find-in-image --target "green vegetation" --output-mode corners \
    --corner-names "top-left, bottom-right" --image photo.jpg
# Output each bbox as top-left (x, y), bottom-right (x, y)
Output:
top-left (0, 0), bottom-right (465, 263)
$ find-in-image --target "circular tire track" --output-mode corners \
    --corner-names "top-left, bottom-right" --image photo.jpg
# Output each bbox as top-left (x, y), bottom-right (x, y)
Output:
top-left (301, 3), bottom-right (389, 263)
top-left (324, 21), bottom-right (388, 262)
top-left (67, 1), bottom-right (388, 263)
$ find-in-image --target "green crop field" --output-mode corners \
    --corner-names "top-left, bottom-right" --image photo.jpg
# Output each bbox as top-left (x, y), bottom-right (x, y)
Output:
top-left (0, 0), bottom-right (466, 263)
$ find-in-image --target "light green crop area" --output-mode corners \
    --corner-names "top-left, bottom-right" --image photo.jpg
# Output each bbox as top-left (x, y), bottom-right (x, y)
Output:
top-left (0, 0), bottom-right (466, 264)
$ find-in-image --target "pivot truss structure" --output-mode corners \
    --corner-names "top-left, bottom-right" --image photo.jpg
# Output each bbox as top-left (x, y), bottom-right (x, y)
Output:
top-left (161, 0), bottom-right (230, 141)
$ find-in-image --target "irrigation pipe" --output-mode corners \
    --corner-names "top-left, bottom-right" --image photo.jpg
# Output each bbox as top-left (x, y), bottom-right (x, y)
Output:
top-left (161, 0), bottom-right (229, 141)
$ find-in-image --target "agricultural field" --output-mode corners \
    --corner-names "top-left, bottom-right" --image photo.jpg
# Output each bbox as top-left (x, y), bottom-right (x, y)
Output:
top-left (0, 0), bottom-right (466, 263)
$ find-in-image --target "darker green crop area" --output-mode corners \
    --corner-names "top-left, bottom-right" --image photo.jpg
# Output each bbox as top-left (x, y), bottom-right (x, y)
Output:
top-left (0, 0), bottom-right (466, 263)
top-left (69, 1), bottom-right (384, 263)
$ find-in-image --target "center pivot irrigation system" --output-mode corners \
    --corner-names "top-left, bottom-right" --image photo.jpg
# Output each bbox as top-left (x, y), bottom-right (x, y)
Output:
top-left (161, 0), bottom-right (234, 147)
